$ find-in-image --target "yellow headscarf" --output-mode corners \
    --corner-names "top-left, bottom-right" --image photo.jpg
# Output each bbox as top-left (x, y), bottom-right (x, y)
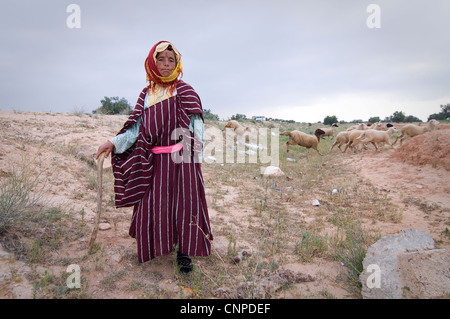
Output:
top-left (145, 41), bottom-right (183, 85)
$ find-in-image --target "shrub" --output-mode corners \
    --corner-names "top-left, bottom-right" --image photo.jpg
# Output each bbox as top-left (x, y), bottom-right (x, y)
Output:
top-left (0, 165), bottom-right (43, 234)
top-left (324, 115), bottom-right (338, 125)
top-left (93, 96), bottom-right (132, 115)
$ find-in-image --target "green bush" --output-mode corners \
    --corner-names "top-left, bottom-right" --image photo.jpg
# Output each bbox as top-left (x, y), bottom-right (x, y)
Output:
top-left (93, 96), bottom-right (132, 115)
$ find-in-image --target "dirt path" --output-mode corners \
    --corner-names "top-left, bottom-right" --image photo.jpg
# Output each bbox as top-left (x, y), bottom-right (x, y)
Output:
top-left (345, 146), bottom-right (450, 251)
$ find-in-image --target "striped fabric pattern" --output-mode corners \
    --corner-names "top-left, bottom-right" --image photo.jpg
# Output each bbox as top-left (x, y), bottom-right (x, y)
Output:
top-left (111, 81), bottom-right (212, 263)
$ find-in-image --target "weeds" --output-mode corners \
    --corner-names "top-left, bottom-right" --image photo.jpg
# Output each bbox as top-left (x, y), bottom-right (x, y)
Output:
top-left (329, 223), bottom-right (381, 298)
top-left (295, 230), bottom-right (329, 263)
top-left (0, 161), bottom-right (45, 234)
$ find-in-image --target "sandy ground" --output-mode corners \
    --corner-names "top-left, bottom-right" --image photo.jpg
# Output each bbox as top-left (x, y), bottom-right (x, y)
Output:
top-left (346, 147), bottom-right (449, 247)
top-left (0, 110), bottom-right (449, 299)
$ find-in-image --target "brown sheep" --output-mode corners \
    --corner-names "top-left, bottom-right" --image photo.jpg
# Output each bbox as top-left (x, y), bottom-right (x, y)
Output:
top-left (319, 123), bottom-right (339, 139)
top-left (223, 120), bottom-right (249, 136)
top-left (330, 131), bottom-right (349, 152)
top-left (280, 128), bottom-right (326, 156)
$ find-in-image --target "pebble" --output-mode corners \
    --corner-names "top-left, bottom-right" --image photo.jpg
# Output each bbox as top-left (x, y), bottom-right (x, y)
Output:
top-left (99, 222), bottom-right (111, 230)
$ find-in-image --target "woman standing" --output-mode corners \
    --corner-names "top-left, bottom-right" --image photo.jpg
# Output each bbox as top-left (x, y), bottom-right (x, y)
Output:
top-left (96, 41), bottom-right (212, 273)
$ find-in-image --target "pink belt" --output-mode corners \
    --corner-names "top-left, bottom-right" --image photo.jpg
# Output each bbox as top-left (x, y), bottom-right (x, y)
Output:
top-left (150, 143), bottom-right (183, 154)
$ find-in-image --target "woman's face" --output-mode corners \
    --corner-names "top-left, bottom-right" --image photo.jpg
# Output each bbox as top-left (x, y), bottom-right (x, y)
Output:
top-left (156, 49), bottom-right (177, 77)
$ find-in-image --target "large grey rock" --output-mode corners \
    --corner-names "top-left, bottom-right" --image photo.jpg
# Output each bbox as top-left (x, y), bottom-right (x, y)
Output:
top-left (360, 228), bottom-right (450, 299)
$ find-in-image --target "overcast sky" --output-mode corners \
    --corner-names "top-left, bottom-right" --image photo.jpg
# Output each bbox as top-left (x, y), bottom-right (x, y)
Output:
top-left (0, 0), bottom-right (449, 122)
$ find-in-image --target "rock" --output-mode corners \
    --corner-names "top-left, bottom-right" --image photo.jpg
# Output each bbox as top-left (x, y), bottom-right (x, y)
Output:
top-left (360, 228), bottom-right (450, 299)
top-left (211, 236), bottom-right (229, 256)
top-left (98, 222), bottom-right (111, 230)
top-left (231, 250), bottom-right (252, 264)
top-left (261, 166), bottom-right (284, 177)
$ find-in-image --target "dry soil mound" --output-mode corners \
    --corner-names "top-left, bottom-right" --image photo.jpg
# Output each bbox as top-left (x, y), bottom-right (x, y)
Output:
top-left (391, 129), bottom-right (450, 170)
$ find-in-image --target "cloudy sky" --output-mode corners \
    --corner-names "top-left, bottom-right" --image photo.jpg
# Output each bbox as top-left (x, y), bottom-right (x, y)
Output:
top-left (0, 0), bottom-right (449, 122)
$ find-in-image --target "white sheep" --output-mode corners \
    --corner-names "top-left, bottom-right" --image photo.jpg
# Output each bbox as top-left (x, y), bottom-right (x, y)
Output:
top-left (354, 126), bottom-right (399, 152)
top-left (330, 131), bottom-right (349, 152)
top-left (371, 122), bottom-right (394, 131)
top-left (280, 128), bottom-right (326, 156)
top-left (346, 123), bottom-right (369, 131)
top-left (319, 123), bottom-right (339, 139)
top-left (342, 129), bottom-right (367, 153)
top-left (392, 119), bottom-right (440, 146)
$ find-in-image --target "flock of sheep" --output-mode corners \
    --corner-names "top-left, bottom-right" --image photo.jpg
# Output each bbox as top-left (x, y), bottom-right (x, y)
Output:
top-left (223, 118), bottom-right (441, 158)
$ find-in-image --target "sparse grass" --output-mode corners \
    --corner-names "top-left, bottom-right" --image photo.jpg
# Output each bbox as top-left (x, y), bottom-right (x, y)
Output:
top-left (0, 161), bottom-right (44, 234)
top-left (0, 158), bottom-right (88, 266)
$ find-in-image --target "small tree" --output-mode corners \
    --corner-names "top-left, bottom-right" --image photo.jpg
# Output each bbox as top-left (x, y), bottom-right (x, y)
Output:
top-left (203, 109), bottom-right (219, 121)
top-left (93, 96), bottom-right (132, 115)
top-left (387, 111), bottom-right (406, 123)
top-left (428, 103), bottom-right (450, 121)
top-left (404, 115), bottom-right (422, 123)
top-left (368, 116), bottom-right (380, 123)
top-left (323, 115), bottom-right (338, 125)
top-left (230, 113), bottom-right (247, 121)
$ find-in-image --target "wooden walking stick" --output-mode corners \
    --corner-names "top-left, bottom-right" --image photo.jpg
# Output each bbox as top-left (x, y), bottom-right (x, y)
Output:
top-left (88, 151), bottom-right (105, 254)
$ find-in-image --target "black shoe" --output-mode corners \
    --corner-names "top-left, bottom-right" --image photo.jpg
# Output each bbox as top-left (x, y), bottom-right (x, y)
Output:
top-left (177, 251), bottom-right (193, 274)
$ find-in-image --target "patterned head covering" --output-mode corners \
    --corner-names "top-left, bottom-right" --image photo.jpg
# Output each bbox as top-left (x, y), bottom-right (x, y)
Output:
top-left (145, 41), bottom-right (183, 87)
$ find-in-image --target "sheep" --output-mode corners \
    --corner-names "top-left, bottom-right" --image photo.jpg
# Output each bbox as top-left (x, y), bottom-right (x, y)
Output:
top-left (319, 123), bottom-right (339, 139)
top-left (371, 122), bottom-right (393, 131)
top-left (223, 120), bottom-right (249, 136)
top-left (342, 129), bottom-right (367, 153)
top-left (392, 119), bottom-right (440, 146)
top-left (330, 131), bottom-right (349, 152)
top-left (354, 126), bottom-right (399, 152)
top-left (346, 123), bottom-right (369, 131)
top-left (280, 128), bottom-right (326, 156)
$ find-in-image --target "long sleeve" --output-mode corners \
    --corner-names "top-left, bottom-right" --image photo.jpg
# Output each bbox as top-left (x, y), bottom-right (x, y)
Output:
top-left (189, 113), bottom-right (205, 162)
top-left (110, 116), bottom-right (141, 154)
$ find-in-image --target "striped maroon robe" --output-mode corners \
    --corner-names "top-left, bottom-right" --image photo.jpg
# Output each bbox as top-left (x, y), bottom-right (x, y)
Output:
top-left (111, 80), bottom-right (212, 263)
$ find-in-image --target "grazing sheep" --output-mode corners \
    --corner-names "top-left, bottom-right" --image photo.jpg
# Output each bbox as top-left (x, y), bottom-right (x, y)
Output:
top-left (319, 123), bottom-right (339, 139)
top-left (223, 120), bottom-right (249, 136)
top-left (330, 131), bottom-right (349, 152)
top-left (280, 128), bottom-right (326, 156)
top-left (392, 119), bottom-right (440, 146)
top-left (355, 127), bottom-right (399, 152)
